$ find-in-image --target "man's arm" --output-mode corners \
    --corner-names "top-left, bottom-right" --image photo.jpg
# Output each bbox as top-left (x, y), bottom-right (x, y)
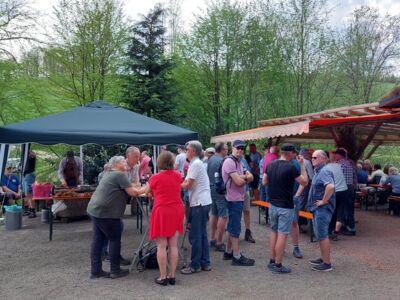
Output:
top-left (181, 178), bottom-right (194, 190)
top-left (58, 159), bottom-right (66, 185)
top-left (295, 157), bottom-right (308, 186)
top-left (262, 173), bottom-right (268, 186)
top-left (77, 157), bottom-right (84, 184)
top-left (230, 171), bottom-right (251, 187)
top-left (315, 183), bottom-right (335, 207)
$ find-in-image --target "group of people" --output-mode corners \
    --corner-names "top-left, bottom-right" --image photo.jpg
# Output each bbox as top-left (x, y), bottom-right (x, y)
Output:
top-left (356, 159), bottom-right (400, 215)
top-left (87, 139), bottom-right (400, 284)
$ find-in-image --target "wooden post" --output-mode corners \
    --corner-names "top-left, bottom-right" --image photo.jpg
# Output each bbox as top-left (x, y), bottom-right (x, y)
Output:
top-left (355, 122), bottom-right (382, 160)
top-left (328, 127), bottom-right (339, 145)
top-left (365, 142), bottom-right (383, 159)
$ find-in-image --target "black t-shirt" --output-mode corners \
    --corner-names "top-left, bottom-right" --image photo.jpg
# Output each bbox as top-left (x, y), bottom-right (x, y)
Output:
top-left (24, 156), bottom-right (36, 176)
top-left (266, 159), bottom-right (300, 209)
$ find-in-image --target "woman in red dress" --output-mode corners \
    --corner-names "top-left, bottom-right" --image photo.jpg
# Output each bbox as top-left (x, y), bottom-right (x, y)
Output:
top-left (138, 151), bottom-right (184, 286)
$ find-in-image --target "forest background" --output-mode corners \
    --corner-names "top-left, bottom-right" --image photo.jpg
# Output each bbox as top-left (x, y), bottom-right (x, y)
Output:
top-left (1, 0), bottom-right (399, 183)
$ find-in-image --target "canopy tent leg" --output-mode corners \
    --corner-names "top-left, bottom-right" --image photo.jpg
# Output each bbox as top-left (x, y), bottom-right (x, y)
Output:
top-left (0, 144), bottom-right (10, 180)
top-left (365, 142), bottom-right (383, 160)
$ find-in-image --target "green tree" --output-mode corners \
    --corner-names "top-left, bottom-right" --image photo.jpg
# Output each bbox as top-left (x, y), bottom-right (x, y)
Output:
top-left (123, 4), bottom-right (176, 123)
top-left (45, 0), bottom-right (127, 105)
top-left (332, 6), bottom-right (400, 104)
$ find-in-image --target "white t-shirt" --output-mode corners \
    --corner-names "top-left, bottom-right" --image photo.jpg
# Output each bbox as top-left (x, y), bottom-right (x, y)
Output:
top-left (186, 157), bottom-right (212, 207)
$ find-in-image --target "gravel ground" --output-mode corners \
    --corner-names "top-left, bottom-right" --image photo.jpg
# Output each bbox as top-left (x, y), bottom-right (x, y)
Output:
top-left (0, 206), bottom-right (399, 300)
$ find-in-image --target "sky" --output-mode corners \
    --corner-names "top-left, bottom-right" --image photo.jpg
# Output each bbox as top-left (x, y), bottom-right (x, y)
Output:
top-left (34, 0), bottom-right (400, 28)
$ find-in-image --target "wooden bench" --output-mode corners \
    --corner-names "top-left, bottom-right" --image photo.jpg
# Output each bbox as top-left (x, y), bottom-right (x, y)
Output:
top-left (252, 200), bottom-right (315, 242)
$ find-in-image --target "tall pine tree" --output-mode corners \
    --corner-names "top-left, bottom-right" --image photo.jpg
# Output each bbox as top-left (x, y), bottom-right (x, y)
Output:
top-left (123, 5), bottom-right (176, 123)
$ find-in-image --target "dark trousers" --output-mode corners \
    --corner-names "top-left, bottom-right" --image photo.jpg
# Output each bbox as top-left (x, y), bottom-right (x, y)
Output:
top-left (90, 216), bottom-right (122, 274)
top-left (189, 204), bottom-right (211, 269)
top-left (329, 190), bottom-right (347, 233)
top-left (344, 185), bottom-right (355, 230)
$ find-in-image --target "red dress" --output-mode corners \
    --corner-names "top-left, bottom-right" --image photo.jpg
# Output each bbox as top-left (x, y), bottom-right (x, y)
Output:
top-left (149, 170), bottom-right (184, 240)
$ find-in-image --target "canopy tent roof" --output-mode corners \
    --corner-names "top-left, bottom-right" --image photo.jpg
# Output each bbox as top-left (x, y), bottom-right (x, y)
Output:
top-left (211, 101), bottom-right (400, 145)
top-left (0, 101), bottom-right (197, 145)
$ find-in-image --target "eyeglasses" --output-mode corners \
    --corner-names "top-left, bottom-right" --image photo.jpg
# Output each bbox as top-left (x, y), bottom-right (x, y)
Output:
top-left (235, 146), bottom-right (245, 151)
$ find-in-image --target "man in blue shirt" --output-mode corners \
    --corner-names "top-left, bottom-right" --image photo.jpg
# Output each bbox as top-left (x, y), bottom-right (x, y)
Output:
top-left (1, 164), bottom-right (20, 199)
top-left (307, 150), bottom-right (335, 272)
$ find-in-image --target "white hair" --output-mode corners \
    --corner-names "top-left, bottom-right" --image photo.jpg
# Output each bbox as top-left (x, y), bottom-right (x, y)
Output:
top-left (109, 156), bottom-right (125, 167)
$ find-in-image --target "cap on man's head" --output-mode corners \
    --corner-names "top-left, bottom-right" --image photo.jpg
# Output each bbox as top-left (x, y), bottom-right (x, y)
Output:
top-left (177, 145), bottom-right (185, 150)
top-left (334, 148), bottom-right (347, 157)
top-left (232, 140), bottom-right (245, 148)
top-left (5, 162), bottom-right (12, 169)
top-left (66, 150), bottom-right (74, 158)
top-left (205, 147), bottom-right (216, 153)
top-left (281, 143), bottom-right (296, 152)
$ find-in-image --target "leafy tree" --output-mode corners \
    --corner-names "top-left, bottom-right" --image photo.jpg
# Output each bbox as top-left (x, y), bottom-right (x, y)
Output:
top-left (332, 6), bottom-right (400, 104)
top-left (123, 4), bottom-right (176, 123)
top-left (45, 0), bottom-right (127, 105)
top-left (0, 0), bottom-right (39, 60)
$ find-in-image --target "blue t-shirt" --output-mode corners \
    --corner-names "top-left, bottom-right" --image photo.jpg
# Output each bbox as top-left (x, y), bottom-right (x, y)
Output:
top-left (356, 169), bottom-right (368, 184)
top-left (241, 157), bottom-right (251, 192)
top-left (307, 164), bottom-right (335, 213)
top-left (1, 174), bottom-right (19, 193)
top-left (291, 159), bottom-right (301, 194)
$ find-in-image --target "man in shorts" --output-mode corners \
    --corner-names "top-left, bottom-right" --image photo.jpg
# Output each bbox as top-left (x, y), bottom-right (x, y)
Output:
top-left (308, 150), bottom-right (335, 272)
top-left (222, 140), bottom-right (255, 266)
top-left (262, 143), bottom-right (308, 273)
top-left (207, 142), bottom-right (229, 251)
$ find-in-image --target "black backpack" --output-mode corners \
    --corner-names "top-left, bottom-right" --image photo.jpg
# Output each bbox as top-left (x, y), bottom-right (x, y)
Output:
top-left (215, 155), bottom-right (239, 195)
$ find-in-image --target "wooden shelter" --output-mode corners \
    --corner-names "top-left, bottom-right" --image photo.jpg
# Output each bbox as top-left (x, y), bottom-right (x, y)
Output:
top-left (211, 87), bottom-right (400, 160)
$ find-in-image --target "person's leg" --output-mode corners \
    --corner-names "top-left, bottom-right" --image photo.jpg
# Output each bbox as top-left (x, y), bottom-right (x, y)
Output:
top-left (100, 218), bottom-right (123, 273)
top-left (291, 222), bottom-right (300, 246)
top-left (345, 186), bottom-right (356, 231)
top-left (90, 216), bottom-right (107, 275)
top-left (200, 204), bottom-right (211, 268)
top-left (188, 206), bottom-right (202, 270)
top-left (215, 196), bottom-right (228, 248)
top-left (209, 197), bottom-right (218, 245)
top-left (320, 238), bottom-right (331, 264)
top-left (216, 217), bottom-right (227, 245)
top-left (156, 237), bottom-right (168, 279)
top-left (274, 233), bottom-right (288, 264)
top-left (167, 232), bottom-right (179, 278)
top-left (269, 231), bottom-right (277, 261)
top-left (243, 192), bottom-right (255, 243)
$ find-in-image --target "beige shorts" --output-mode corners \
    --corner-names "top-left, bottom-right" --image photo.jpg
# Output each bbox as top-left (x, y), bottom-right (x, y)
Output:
top-left (243, 191), bottom-right (250, 211)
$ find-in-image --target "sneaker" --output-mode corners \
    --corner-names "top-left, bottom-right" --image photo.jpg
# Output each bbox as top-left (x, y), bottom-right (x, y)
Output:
top-left (244, 229), bottom-right (256, 243)
top-left (201, 265), bottom-right (212, 271)
top-left (267, 262), bottom-right (275, 270)
top-left (110, 268), bottom-right (129, 279)
top-left (232, 254), bottom-right (255, 266)
top-left (309, 258), bottom-right (323, 266)
top-left (23, 209), bottom-right (30, 216)
top-left (90, 270), bottom-right (110, 279)
top-left (312, 263), bottom-right (333, 272)
top-left (180, 266), bottom-right (201, 274)
top-left (292, 247), bottom-right (303, 259)
top-left (342, 229), bottom-right (356, 236)
top-left (215, 243), bottom-right (226, 252)
top-left (271, 264), bottom-right (291, 274)
top-left (209, 239), bottom-right (216, 248)
top-left (329, 233), bottom-right (339, 241)
top-left (119, 256), bottom-right (131, 266)
top-left (223, 252), bottom-right (233, 260)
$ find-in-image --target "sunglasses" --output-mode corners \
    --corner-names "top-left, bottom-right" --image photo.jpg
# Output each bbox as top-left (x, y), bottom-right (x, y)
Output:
top-left (235, 146), bottom-right (245, 150)
top-left (311, 156), bottom-right (319, 160)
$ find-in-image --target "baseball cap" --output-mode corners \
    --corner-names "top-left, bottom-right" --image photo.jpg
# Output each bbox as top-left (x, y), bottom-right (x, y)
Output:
top-left (232, 140), bottom-right (245, 148)
top-left (205, 147), bottom-right (216, 153)
top-left (281, 143), bottom-right (296, 152)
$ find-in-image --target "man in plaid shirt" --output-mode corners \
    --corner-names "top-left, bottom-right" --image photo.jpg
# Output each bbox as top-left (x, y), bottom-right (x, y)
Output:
top-left (333, 148), bottom-right (356, 235)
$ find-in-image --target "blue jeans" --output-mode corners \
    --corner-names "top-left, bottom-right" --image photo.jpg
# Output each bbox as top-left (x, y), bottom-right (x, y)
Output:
top-left (344, 185), bottom-right (355, 230)
top-left (23, 172), bottom-right (36, 194)
top-left (227, 201), bottom-right (244, 238)
top-left (313, 207), bottom-right (332, 241)
top-left (90, 216), bottom-right (123, 274)
top-left (189, 204), bottom-right (211, 269)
